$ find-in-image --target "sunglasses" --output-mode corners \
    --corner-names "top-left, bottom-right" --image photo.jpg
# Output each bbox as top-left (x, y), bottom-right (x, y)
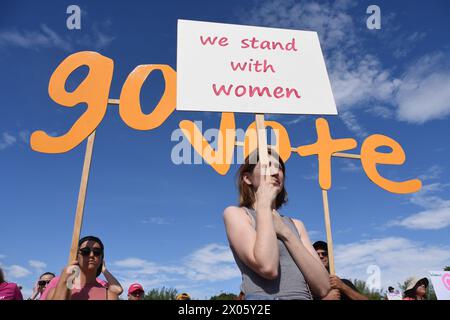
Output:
top-left (78, 247), bottom-right (103, 257)
top-left (317, 251), bottom-right (328, 257)
top-left (131, 291), bottom-right (144, 297)
top-left (38, 280), bottom-right (51, 286)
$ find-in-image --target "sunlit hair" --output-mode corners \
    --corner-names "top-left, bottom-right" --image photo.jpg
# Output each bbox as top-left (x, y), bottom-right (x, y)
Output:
top-left (237, 148), bottom-right (287, 210)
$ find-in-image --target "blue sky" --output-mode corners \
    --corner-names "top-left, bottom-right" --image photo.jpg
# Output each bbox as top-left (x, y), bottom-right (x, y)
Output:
top-left (1, 0), bottom-right (450, 299)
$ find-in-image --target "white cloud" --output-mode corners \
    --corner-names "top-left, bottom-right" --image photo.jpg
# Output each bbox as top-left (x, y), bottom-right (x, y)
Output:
top-left (395, 52), bottom-right (450, 124)
top-left (335, 237), bottom-right (450, 290)
top-left (390, 207), bottom-right (450, 230)
top-left (0, 132), bottom-right (16, 150)
top-left (184, 243), bottom-right (240, 281)
top-left (329, 53), bottom-right (400, 111)
top-left (388, 182), bottom-right (450, 230)
top-left (28, 260), bottom-right (47, 273)
top-left (3, 265), bottom-right (31, 278)
top-left (112, 243), bottom-right (240, 298)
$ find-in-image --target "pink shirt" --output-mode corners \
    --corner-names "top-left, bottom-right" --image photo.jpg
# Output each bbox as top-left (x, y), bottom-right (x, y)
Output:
top-left (40, 276), bottom-right (108, 300)
top-left (0, 282), bottom-right (23, 300)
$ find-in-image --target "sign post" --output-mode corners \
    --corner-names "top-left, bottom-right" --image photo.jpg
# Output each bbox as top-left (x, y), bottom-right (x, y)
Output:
top-left (68, 131), bottom-right (96, 263)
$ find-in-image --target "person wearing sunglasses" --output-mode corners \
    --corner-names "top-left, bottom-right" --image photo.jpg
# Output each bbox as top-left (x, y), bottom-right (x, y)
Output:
top-left (29, 272), bottom-right (55, 300)
top-left (313, 240), bottom-right (368, 300)
top-left (403, 277), bottom-right (429, 300)
top-left (0, 267), bottom-right (23, 300)
top-left (224, 148), bottom-right (330, 300)
top-left (42, 235), bottom-right (123, 300)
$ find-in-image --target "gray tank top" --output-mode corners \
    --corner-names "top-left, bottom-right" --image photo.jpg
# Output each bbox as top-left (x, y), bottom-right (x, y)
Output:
top-left (231, 207), bottom-right (313, 300)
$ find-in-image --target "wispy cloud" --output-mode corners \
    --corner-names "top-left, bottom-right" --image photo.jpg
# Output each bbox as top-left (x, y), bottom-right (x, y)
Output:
top-left (390, 207), bottom-right (450, 230)
top-left (335, 237), bottom-right (450, 289)
top-left (0, 23), bottom-right (114, 52)
top-left (388, 182), bottom-right (450, 230)
top-left (339, 111), bottom-right (367, 138)
top-left (2, 265), bottom-right (32, 279)
top-left (418, 165), bottom-right (443, 181)
top-left (392, 31), bottom-right (427, 59)
top-left (0, 130), bottom-right (33, 151)
top-left (28, 260), bottom-right (47, 273)
top-left (0, 132), bottom-right (16, 150)
top-left (141, 217), bottom-right (173, 225)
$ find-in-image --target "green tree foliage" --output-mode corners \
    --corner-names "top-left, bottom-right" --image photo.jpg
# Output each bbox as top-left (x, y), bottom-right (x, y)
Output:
top-left (143, 287), bottom-right (178, 300)
top-left (210, 292), bottom-right (238, 300)
top-left (351, 279), bottom-right (384, 300)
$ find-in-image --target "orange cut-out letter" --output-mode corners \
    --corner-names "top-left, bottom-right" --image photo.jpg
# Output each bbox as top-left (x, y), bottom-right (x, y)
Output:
top-left (119, 65), bottom-right (176, 130)
top-left (361, 134), bottom-right (422, 194)
top-left (244, 121), bottom-right (292, 163)
top-left (296, 118), bottom-right (357, 190)
top-left (30, 51), bottom-right (113, 153)
top-left (179, 112), bottom-right (235, 175)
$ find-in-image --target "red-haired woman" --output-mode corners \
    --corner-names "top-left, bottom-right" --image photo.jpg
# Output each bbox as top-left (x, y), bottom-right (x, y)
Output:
top-left (224, 149), bottom-right (330, 300)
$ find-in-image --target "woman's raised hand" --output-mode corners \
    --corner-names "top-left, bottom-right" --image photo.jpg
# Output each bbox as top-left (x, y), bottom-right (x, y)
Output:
top-left (255, 163), bottom-right (278, 209)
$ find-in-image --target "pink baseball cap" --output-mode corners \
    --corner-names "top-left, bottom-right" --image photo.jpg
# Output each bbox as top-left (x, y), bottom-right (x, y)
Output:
top-left (128, 283), bottom-right (144, 294)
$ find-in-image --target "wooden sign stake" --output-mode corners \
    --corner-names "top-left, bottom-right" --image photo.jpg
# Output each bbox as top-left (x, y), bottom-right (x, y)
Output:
top-left (322, 189), bottom-right (335, 275)
top-left (68, 130), bottom-right (96, 263)
top-left (255, 114), bottom-right (269, 167)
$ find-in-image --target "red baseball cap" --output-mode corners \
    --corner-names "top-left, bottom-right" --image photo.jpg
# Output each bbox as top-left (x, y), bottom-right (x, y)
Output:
top-left (128, 283), bottom-right (144, 295)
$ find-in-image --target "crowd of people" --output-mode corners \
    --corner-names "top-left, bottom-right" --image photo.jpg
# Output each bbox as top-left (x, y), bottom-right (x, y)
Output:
top-left (0, 149), bottom-right (432, 301)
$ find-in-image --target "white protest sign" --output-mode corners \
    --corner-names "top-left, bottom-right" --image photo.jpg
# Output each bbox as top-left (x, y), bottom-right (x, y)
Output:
top-left (177, 19), bottom-right (337, 115)
top-left (386, 290), bottom-right (402, 300)
top-left (429, 271), bottom-right (450, 300)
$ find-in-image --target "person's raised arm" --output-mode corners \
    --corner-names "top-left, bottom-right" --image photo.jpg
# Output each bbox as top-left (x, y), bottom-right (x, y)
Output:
top-left (101, 261), bottom-right (123, 300)
top-left (272, 212), bottom-right (330, 298)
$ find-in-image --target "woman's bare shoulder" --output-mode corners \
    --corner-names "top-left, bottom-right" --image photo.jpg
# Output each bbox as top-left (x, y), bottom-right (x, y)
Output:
top-left (223, 206), bottom-right (252, 224)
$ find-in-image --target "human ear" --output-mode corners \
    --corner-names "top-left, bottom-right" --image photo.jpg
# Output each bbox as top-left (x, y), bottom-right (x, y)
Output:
top-left (243, 173), bottom-right (253, 186)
